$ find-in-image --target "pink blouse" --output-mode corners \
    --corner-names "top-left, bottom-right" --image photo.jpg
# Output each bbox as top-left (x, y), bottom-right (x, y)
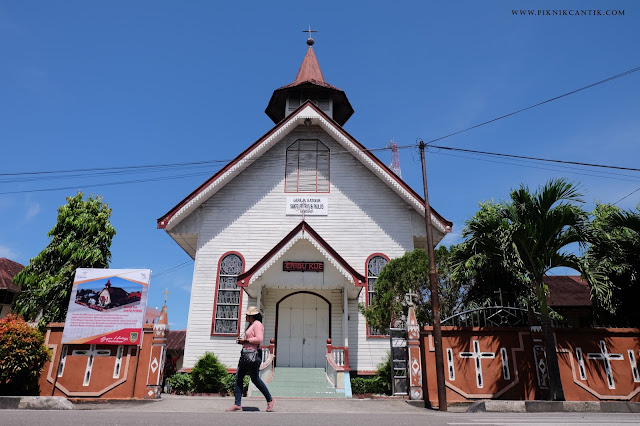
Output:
top-left (242, 320), bottom-right (264, 351)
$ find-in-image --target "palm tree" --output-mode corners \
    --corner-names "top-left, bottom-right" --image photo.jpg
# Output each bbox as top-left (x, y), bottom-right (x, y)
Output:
top-left (585, 204), bottom-right (639, 326)
top-left (454, 179), bottom-right (610, 400)
top-left (503, 179), bottom-right (610, 401)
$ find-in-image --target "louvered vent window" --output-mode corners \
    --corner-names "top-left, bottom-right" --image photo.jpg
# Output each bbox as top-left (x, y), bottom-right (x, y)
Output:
top-left (213, 254), bottom-right (243, 335)
top-left (285, 139), bottom-right (330, 193)
top-left (286, 90), bottom-right (332, 117)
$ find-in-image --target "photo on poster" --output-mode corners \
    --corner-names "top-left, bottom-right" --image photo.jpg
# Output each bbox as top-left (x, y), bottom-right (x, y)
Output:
top-left (74, 277), bottom-right (143, 311)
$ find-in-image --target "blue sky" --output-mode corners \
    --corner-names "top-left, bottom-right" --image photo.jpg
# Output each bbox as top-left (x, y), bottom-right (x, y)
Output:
top-left (1, 1), bottom-right (638, 329)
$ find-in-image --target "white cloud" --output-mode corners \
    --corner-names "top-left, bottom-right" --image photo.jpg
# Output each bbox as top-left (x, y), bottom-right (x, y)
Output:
top-left (0, 245), bottom-right (18, 259)
top-left (25, 201), bottom-right (41, 221)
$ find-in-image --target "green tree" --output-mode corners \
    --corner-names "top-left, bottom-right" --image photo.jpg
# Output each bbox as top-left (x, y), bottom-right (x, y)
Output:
top-left (585, 203), bottom-right (639, 326)
top-left (13, 193), bottom-right (116, 329)
top-left (0, 314), bottom-right (52, 395)
top-left (451, 201), bottom-right (529, 308)
top-left (453, 179), bottom-right (610, 401)
top-left (359, 247), bottom-right (464, 333)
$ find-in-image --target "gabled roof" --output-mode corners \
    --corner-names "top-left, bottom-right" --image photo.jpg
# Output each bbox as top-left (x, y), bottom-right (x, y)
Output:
top-left (237, 221), bottom-right (366, 287)
top-left (0, 258), bottom-right (24, 292)
top-left (166, 329), bottom-right (186, 351)
top-left (544, 275), bottom-right (592, 307)
top-left (157, 101), bottom-right (452, 234)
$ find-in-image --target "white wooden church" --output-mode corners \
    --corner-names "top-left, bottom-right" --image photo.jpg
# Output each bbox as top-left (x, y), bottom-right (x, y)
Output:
top-left (157, 37), bottom-right (452, 376)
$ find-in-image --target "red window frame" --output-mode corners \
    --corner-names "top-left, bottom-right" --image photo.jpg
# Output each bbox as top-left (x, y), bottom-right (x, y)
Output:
top-left (284, 139), bottom-right (330, 193)
top-left (211, 251), bottom-right (245, 336)
top-left (365, 253), bottom-right (390, 338)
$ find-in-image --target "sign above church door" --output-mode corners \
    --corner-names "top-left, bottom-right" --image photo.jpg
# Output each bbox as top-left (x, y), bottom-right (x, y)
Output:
top-left (283, 261), bottom-right (324, 272)
top-left (286, 196), bottom-right (328, 216)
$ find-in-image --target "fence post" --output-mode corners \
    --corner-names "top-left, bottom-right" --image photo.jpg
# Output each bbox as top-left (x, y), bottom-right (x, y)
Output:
top-left (406, 306), bottom-right (423, 400)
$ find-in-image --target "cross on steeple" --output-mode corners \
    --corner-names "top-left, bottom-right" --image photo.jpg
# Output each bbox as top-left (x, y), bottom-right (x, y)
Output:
top-left (162, 288), bottom-right (171, 305)
top-left (302, 25), bottom-right (317, 45)
top-left (494, 288), bottom-right (505, 306)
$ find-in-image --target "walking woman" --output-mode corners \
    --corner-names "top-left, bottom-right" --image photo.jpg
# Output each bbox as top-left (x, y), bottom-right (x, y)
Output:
top-left (226, 306), bottom-right (276, 412)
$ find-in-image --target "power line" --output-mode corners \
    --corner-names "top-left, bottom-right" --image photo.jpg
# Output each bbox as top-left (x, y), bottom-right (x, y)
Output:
top-left (151, 261), bottom-right (193, 279)
top-left (0, 171), bottom-right (214, 195)
top-left (427, 145), bottom-right (640, 172)
top-left (0, 159), bottom-right (230, 177)
top-left (613, 187), bottom-right (640, 205)
top-left (422, 66), bottom-right (640, 146)
top-left (430, 150), bottom-right (640, 184)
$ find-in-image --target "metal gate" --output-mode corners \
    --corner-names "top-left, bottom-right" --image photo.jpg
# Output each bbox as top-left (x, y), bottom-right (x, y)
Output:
top-left (389, 326), bottom-right (408, 396)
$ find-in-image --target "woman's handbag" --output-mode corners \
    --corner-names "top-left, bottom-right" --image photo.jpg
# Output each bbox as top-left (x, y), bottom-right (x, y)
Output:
top-left (239, 349), bottom-right (260, 369)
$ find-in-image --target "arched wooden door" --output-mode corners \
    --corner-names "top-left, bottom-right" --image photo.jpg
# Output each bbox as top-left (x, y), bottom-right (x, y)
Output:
top-left (276, 292), bottom-right (330, 368)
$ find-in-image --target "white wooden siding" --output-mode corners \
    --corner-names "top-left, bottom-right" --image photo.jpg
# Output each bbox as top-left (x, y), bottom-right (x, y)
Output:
top-left (178, 124), bottom-right (429, 369)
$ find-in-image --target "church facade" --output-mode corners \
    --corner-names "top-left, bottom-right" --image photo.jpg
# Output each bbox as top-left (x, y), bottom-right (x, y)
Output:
top-left (157, 39), bottom-right (452, 374)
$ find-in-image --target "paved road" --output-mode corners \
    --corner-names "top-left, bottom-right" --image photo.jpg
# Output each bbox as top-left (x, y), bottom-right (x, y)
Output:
top-left (2, 396), bottom-right (639, 426)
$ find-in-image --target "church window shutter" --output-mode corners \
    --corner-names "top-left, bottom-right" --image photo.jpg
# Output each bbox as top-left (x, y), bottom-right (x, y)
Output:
top-left (366, 254), bottom-right (389, 337)
top-left (285, 139), bottom-right (330, 193)
top-left (212, 253), bottom-right (244, 335)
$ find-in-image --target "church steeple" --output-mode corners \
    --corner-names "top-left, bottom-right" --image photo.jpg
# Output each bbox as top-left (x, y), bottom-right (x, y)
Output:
top-left (265, 34), bottom-right (354, 126)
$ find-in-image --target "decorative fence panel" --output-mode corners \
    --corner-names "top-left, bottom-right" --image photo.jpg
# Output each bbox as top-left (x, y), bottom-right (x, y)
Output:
top-left (420, 326), bottom-right (640, 405)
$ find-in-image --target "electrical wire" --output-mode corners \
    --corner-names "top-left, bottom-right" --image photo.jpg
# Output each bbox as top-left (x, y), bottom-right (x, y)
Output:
top-left (428, 145), bottom-right (640, 173)
top-left (422, 66), bottom-right (640, 146)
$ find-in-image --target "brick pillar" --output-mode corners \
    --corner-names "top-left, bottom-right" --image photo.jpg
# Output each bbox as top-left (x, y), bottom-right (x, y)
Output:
top-left (145, 305), bottom-right (169, 399)
top-left (406, 305), bottom-right (423, 400)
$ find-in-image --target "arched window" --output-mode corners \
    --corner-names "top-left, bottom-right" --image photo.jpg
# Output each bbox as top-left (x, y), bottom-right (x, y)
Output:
top-left (366, 254), bottom-right (389, 337)
top-left (212, 253), bottom-right (244, 335)
top-left (285, 139), bottom-right (330, 193)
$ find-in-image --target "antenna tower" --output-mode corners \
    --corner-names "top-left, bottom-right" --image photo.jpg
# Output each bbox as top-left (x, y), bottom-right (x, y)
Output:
top-left (388, 139), bottom-right (402, 178)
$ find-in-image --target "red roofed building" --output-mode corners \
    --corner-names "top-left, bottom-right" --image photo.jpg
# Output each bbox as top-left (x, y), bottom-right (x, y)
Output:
top-left (544, 275), bottom-right (593, 327)
top-left (0, 258), bottom-right (24, 318)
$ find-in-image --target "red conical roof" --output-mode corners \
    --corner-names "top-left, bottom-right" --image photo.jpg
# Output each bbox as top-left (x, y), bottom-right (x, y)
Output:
top-left (293, 46), bottom-right (326, 85)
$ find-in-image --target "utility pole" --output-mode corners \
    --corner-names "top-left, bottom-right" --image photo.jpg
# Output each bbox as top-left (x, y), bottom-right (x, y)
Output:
top-left (419, 140), bottom-right (447, 411)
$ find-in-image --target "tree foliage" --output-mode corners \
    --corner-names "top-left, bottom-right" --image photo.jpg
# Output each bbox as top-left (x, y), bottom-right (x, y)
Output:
top-left (13, 193), bottom-right (116, 329)
top-left (359, 247), bottom-right (464, 333)
top-left (585, 203), bottom-right (640, 326)
top-left (0, 314), bottom-right (52, 395)
top-left (451, 179), bottom-right (611, 401)
top-left (451, 201), bottom-right (530, 307)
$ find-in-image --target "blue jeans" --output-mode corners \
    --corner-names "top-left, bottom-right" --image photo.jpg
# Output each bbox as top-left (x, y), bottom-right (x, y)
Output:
top-left (234, 353), bottom-right (272, 406)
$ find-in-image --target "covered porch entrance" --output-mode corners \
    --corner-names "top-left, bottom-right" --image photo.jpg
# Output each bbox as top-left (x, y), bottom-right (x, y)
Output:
top-left (276, 292), bottom-right (330, 368)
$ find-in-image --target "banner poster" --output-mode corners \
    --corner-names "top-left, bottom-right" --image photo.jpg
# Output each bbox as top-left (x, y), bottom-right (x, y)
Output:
top-left (61, 268), bottom-right (151, 346)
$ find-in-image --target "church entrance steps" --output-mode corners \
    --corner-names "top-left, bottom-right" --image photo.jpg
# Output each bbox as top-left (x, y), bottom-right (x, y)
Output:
top-left (250, 367), bottom-right (343, 398)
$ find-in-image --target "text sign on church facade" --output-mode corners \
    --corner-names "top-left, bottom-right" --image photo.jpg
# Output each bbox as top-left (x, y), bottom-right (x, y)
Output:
top-left (61, 268), bottom-right (151, 346)
top-left (283, 261), bottom-right (324, 272)
top-left (286, 196), bottom-right (328, 216)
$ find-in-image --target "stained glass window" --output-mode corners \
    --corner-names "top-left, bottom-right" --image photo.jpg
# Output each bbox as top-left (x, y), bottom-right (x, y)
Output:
top-left (367, 255), bottom-right (388, 336)
top-left (214, 254), bottom-right (243, 334)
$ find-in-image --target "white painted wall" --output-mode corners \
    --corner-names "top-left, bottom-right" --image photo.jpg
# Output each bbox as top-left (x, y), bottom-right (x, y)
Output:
top-left (175, 124), bottom-right (436, 371)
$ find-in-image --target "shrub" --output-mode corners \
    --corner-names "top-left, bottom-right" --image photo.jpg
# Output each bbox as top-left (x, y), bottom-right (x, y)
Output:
top-left (374, 353), bottom-right (392, 395)
top-left (222, 373), bottom-right (250, 395)
top-left (350, 377), bottom-right (386, 394)
top-left (190, 352), bottom-right (229, 393)
top-left (0, 314), bottom-right (52, 395)
top-left (350, 353), bottom-right (393, 395)
top-left (166, 372), bottom-right (194, 395)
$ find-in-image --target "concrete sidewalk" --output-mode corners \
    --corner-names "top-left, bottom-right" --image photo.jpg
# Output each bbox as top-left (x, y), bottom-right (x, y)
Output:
top-left (2, 394), bottom-right (639, 413)
top-left (468, 400), bottom-right (640, 413)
